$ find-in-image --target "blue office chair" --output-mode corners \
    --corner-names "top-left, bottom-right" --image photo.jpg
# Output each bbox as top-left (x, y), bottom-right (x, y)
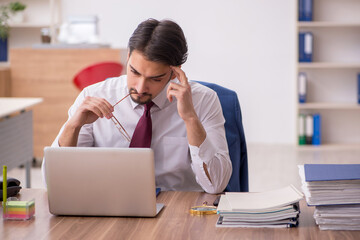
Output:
top-left (195, 81), bottom-right (249, 192)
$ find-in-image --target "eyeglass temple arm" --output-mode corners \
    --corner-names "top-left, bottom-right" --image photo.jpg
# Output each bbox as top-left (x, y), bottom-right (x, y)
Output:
top-left (111, 116), bottom-right (131, 142)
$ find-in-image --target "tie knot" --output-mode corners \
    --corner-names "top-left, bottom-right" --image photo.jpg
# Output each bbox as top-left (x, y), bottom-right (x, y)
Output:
top-left (145, 101), bottom-right (154, 112)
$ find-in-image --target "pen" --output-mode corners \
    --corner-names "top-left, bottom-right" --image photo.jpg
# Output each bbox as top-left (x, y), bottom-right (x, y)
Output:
top-left (3, 165), bottom-right (7, 216)
top-left (213, 195), bottom-right (221, 206)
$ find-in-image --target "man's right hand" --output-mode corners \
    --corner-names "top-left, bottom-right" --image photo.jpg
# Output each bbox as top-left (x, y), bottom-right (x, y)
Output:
top-left (69, 96), bottom-right (114, 127)
top-left (59, 96), bottom-right (114, 147)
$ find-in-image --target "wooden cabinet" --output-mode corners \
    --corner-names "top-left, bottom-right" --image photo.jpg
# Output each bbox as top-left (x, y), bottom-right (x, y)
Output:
top-left (10, 48), bottom-right (121, 158)
top-left (0, 66), bottom-right (11, 96)
top-left (297, 0), bottom-right (360, 150)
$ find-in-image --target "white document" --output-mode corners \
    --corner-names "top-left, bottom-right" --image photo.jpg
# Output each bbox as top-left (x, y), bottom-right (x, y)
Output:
top-left (223, 185), bottom-right (303, 212)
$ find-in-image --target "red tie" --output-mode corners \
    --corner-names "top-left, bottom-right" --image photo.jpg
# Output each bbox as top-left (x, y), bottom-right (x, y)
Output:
top-left (129, 102), bottom-right (154, 148)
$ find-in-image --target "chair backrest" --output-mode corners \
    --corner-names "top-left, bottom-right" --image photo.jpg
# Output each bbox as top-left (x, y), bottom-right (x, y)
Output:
top-left (73, 61), bottom-right (123, 90)
top-left (195, 81), bottom-right (249, 192)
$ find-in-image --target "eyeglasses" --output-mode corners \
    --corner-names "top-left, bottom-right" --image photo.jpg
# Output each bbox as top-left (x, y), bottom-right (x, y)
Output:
top-left (110, 70), bottom-right (172, 141)
top-left (110, 93), bottom-right (131, 142)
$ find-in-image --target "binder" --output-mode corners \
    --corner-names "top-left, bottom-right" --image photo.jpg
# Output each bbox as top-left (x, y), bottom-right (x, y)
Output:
top-left (304, 164), bottom-right (360, 182)
top-left (298, 72), bottom-right (307, 103)
top-left (299, 32), bottom-right (313, 62)
top-left (312, 114), bottom-right (321, 145)
top-left (0, 38), bottom-right (8, 62)
top-left (298, 0), bottom-right (313, 21)
top-left (156, 187), bottom-right (161, 196)
top-left (305, 114), bottom-right (313, 144)
top-left (357, 73), bottom-right (360, 104)
top-left (298, 114), bottom-right (306, 145)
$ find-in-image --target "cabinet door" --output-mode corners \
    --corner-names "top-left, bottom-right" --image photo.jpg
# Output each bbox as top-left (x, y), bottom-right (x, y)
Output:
top-left (10, 48), bottom-right (121, 158)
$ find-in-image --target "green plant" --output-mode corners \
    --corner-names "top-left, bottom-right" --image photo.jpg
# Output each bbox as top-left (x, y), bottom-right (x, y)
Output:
top-left (0, 2), bottom-right (26, 40)
top-left (9, 2), bottom-right (26, 12)
top-left (0, 5), bottom-right (10, 40)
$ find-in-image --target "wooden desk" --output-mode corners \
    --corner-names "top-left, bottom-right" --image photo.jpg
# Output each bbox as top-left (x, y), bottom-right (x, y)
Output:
top-left (1, 189), bottom-right (359, 240)
top-left (0, 98), bottom-right (43, 188)
top-left (10, 48), bottom-right (121, 158)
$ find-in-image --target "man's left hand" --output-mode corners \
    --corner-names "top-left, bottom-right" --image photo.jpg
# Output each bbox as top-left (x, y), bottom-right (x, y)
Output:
top-left (167, 66), bottom-right (197, 122)
top-left (167, 66), bottom-right (210, 180)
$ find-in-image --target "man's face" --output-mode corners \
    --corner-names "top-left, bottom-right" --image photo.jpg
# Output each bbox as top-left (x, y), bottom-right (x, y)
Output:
top-left (127, 50), bottom-right (173, 105)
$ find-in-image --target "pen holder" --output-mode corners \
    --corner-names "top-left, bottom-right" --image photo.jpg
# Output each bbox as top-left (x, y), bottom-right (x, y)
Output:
top-left (2, 197), bottom-right (35, 220)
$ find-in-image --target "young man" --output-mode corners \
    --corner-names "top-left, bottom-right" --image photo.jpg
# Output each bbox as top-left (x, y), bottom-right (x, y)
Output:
top-left (42, 19), bottom-right (232, 194)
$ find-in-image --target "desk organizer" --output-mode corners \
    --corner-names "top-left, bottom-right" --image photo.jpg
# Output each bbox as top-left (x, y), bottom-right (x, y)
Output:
top-left (2, 198), bottom-right (35, 220)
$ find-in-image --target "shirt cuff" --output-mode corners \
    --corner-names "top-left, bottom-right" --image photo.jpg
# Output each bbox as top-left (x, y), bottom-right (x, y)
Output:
top-left (189, 136), bottom-right (217, 165)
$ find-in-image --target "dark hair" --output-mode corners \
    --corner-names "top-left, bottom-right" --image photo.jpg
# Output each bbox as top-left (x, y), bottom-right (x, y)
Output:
top-left (128, 19), bottom-right (188, 66)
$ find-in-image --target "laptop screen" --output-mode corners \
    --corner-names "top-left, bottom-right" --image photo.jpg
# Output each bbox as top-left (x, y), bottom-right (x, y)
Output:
top-left (44, 147), bottom-right (163, 217)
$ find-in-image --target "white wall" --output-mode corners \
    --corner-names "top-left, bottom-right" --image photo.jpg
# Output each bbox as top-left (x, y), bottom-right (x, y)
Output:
top-left (61, 0), bottom-right (297, 144)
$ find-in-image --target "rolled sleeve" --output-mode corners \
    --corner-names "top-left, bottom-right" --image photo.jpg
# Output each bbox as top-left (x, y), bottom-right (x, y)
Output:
top-left (189, 136), bottom-right (217, 165)
top-left (189, 135), bottom-right (232, 194)
top-left (188, 84), bottom-right (232, 194)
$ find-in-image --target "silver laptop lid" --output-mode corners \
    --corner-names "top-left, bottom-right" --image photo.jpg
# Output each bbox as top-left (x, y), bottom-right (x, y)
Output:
top-left (44, 147), bottom-right (158, 217)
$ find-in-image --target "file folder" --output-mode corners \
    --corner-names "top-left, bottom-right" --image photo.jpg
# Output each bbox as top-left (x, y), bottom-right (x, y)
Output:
top-left (305, 114), bottom-right (313, 145)
top-left (357, 73), bottom-right (360, 104)
top-left (312, 114), bottom-right (321, 145)
top-left (298, 0), bottom-right (313, 21)
top-left (298, 72), bottom-right (307, 103)
top-left (299, 32), bottom-right (313, 62)
top-left (0, 38), bottom-right (8, 62)
top-left (298, 114), bottom-right (306, 145)
top-left (216, 185), bottom-right (303, 228)
top-left (304, 164), bottom-right (360, 182)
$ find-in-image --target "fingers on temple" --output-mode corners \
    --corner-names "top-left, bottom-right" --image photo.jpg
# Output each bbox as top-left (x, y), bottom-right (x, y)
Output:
top-left (171, 66), bottom-right (188, 85)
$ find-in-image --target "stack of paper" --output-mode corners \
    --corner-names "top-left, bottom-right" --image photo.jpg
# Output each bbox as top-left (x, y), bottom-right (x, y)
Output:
top-left (314, 205), bottom-right (360, 231)
top-left (298, 164), bottom-right (360, 230)
top-left (216, 185), bottom-right (303, 228)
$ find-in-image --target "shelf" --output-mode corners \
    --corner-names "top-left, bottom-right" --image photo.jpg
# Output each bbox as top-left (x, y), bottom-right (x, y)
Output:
top-left (297, 144), bottom-right (360, 151)
top-left (6, 0), bottom-right (61, 47)
top-left (298, 21), bottom-right (360, 28)
top-left (296, 1), bottom-right (360, 148)
top-left (0, 62), bottom-right (10, 68)
top-left (298, 62), bottom-right (360, 69)
top-left (299, 103), bottom-right (360, 110)
top-left (9, 23), bottom-right (50, 28)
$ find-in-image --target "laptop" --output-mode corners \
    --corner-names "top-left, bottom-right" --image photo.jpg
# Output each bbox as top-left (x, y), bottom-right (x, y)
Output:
top-left (44, 147), bottom-right (164, 217)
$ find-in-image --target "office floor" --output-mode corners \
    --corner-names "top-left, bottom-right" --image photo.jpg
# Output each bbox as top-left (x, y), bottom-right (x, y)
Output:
top-left (7, 144), bottom-right (360, 192)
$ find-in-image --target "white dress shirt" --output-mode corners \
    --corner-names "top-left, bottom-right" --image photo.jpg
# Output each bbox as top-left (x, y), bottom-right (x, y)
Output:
top-left (42, 75), bottom-right (232, 194)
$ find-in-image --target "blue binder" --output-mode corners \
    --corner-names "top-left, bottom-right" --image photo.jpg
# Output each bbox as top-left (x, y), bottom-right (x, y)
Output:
top-left (156, 187), bottom-right (161, 196)
top-left (0, 38), bottom-right (8, 62)
top-left (312, 114), bottom-right (321, 145)
top-left (357, 73), bottom-right (360, 104)
top-left (299, 32), bottom-right (313, 62)
top-left (298, 72), bottom-right (307, 103)
top-left (299, 0), bottom-right (313, 21)
top-left (304, 164), bottom-right (360, 182)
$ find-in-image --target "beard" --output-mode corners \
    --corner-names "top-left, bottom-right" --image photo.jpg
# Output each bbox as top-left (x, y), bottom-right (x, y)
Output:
top-left (129, 88), bottom-right (152, 105)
